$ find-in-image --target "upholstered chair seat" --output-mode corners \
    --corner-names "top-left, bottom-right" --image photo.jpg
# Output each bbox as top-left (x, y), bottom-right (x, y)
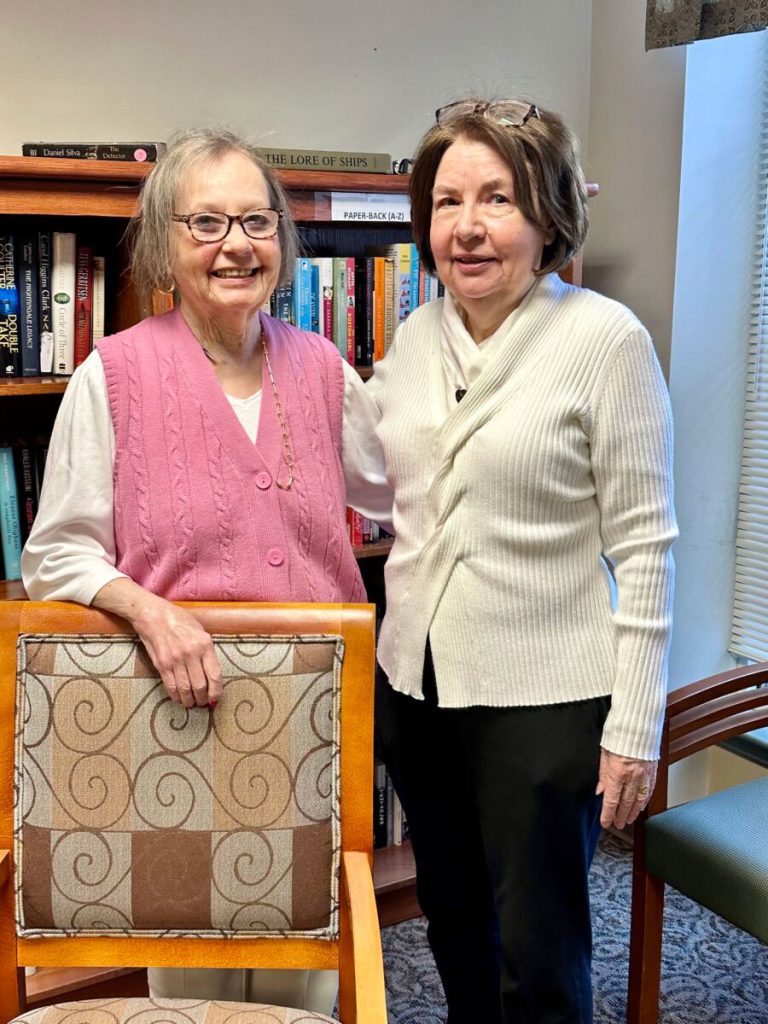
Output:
top-left (11, 998), bottom-right (337, 1023)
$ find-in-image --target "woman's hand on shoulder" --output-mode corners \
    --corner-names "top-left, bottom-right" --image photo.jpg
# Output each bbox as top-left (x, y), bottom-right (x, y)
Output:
top-left (596, 748), bottom-right (658, 830)
top-left (91, 578), bottom-right (222, 708)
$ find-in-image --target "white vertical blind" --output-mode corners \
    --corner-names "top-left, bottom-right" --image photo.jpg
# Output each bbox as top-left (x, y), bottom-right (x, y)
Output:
top-left (730, 66), bottom-right (768, 661)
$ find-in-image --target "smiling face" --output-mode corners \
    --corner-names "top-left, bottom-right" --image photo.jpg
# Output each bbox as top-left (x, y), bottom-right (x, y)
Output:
top-left (170, 150), bottom-right (281, 336)
top-left (429, 136), bottom-right (550, 341)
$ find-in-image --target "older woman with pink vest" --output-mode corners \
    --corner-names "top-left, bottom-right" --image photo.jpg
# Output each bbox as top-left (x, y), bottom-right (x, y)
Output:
top-left (21, 128), bottom-right (391, 1013)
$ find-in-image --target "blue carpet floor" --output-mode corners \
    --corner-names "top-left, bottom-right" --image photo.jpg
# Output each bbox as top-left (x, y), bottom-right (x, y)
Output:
top-left (380, 833), bottom-right (768, 1024)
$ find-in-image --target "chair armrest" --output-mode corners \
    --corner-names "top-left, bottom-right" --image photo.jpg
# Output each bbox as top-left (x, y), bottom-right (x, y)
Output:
top-left (341, 851), bottom-right (388, 1024)
top-left (0, 851), bottom-right (10, 889)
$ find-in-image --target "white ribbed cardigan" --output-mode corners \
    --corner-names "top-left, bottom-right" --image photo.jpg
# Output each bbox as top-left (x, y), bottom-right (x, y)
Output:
top-left (368, 273), bottom-right (677, 761)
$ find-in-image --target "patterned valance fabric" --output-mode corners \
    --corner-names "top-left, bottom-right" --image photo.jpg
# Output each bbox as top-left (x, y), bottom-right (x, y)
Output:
top-left (15, 633), bottom-right (343, 940)
top-left (10, 997), bottom-right (337, 1023)
top-left (646, 0), bottom-right (768, 49)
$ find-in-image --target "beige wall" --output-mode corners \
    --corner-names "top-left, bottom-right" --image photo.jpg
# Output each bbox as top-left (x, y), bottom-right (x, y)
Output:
top-left (585, 0), bottom-right (686, 375)
top-left (5, 0), bottom-right (592, 166)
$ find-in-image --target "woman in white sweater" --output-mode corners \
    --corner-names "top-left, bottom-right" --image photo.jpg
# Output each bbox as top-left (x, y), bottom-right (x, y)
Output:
top-left (369, 99), bottom-right (677, 1024)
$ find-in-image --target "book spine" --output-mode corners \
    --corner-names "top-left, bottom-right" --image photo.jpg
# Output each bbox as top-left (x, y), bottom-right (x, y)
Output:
top-left (52, 232), bottom-right (76, 375)
top-left (91, 255), bottom-right (106, 343)
top-left (315, 258), bottom-right (334, 343)
top-left (309, 261), bottom-right (320, 334)
top-left (409, 243), bottom-right (420, 312)
top-left (293, 258), bottom-right (312, 331)
top-left (373, 256), bottom-right (386, 363)
top-left (274, 284), bottom-right (293, 324)
top-left (364, 258), bottom-right (375, 366)
top-left (0, 448), bottom-right (22, 580)
top-left (0, 235), bottom-right (21, 377)
top-left (18, 235), bottom-right (40, 376)
top-left (397, 244), bottom-right (411, 323)
top-left (37, 232), bottom-right (54, 372)
top-left (332, 257), bottom-right (347, 360)
top-left (373, 759), bottom-right (388, 849)
top-left (22, 142), bottom-right (166, 161)
top-left (74, 246), bottom-right (92, 368)
top-left (345, 257), bottom-right (355, 365)
top-left (383, 257), bottom-right (395, 355)
top-left (13, 445), bottom-right (36, 542)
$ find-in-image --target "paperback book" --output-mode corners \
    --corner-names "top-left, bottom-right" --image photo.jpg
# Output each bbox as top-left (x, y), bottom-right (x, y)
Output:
top-left (23, 142), bottom-right (166, 162)
top-left (0, 235), bottom-right (21, 377)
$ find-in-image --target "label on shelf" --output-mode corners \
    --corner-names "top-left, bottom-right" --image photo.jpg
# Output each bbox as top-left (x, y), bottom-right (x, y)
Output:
top-left (329, 192), bottom-right (411, 223)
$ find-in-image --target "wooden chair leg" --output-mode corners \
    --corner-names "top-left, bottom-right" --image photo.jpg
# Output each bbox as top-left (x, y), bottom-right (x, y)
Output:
top-left (627, 835), bottom-right (666, 1024)
top-left (338, 872), bottom-right (356, 1024)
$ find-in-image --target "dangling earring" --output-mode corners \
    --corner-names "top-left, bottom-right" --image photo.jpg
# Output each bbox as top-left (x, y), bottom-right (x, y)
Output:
top-left (158, 278), bottom-right (175, 295)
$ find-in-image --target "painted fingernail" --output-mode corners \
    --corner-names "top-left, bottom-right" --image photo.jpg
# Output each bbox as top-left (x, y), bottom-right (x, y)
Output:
top-left (209, 700), bottom-right (218, 710)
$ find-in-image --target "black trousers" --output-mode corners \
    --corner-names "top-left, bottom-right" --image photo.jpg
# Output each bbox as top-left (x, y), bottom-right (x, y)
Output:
top-left (375, 647), bottom-right (608, 1024)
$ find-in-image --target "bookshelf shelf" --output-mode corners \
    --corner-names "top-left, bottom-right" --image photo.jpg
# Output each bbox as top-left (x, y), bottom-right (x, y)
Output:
top-left (0, 376), bottom-right (69, 396)
top-left (353, 538), bottom-right (393, 560)
top-left (0, 157), bottom-right (409, 223)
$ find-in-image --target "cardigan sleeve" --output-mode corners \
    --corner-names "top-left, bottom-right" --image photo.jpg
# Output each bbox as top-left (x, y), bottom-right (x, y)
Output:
top-left (20, 351), bottom-right (128, 605)
top-left (590, 327), bottom-right (678, 760)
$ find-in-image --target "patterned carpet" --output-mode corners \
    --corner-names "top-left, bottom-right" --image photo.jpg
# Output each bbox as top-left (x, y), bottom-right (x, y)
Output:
top-left (380, 833), bottom-right (768, 1024)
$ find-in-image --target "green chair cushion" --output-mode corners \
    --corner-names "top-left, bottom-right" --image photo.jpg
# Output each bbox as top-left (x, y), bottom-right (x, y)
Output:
top-left (645, 776), bottom-right (768, 944)
top-left (11, 998), bottom-right (337, 1023)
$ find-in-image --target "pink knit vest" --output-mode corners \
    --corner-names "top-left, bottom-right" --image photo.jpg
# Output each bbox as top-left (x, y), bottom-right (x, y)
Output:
top-left (97, 308), bottom-right (364, 603)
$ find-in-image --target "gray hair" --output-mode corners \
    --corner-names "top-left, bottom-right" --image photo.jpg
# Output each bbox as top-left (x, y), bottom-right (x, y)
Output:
top-left (129, 127), bottom-right (300, 295)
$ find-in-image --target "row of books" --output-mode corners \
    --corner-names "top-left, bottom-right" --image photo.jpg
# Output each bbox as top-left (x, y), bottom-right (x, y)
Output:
top-left (346, 508), bottom-right (392, 548)
top-left (269, 246), bottom-right (443, 366)
top-left (0, 230), bottom-right (105, 378)
top-left (0, 442), bottom-right (47, 581)
top-left (374, 757), bottom-right (409, 849)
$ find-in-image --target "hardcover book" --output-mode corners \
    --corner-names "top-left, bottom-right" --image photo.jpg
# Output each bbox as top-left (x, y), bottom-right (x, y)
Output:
top-left (74, 246), bottom-right (92, 368)
top-left (13, 445), bottom-right (37, 542)
top-left (91, 256), bottom-right (106, 343)
top-left (23, 142), bottom-right (166, 162)
top-left (37, 231), bottom-right (54, 373)
top-left (332, 257), bottom-right (348, 361)
top-left (17, 235), bottom-right (40, 376)
top-left (0, 235), bottom-right (21, 377)
top-left (51, 232), bottom-right (76, 375)
top-left (255, 147), bottom-right (391, 174)
top-left (0, 447), bottom-right (22, 580)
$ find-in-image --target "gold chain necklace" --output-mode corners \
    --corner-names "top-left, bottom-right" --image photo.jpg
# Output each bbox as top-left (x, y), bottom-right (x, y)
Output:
top-left (201, 335), bottom-right (294, 490)
top-left (261, 336), bottom-right (294, 490)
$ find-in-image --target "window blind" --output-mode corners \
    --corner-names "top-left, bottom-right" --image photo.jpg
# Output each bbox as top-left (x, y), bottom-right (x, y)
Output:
top-left (730, 67), bottom-right (768, 661)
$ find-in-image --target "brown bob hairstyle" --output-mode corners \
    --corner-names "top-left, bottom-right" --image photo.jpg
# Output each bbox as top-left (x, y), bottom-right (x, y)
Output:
top-left (408, 99), bottom-right (589, 278)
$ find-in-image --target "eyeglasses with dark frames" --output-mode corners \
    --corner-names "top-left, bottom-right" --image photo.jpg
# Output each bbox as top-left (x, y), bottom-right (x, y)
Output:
top-left (435, 100), bottom-right (540, 128)
top-left (171, 209), bottom-right (283, 243)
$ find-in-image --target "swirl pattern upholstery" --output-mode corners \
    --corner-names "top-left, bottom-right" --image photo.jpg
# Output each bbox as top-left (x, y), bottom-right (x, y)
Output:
top-left (12, 997), bottom-right (337, 1023)
top-left (16, 634), bottom-right (342, 940)
top-left (0, 602), bottom-right (385, 1024)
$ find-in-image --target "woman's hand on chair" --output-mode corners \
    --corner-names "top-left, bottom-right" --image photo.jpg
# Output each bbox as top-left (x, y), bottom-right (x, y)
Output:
top-left (91, 578), bottom-right (222, 708)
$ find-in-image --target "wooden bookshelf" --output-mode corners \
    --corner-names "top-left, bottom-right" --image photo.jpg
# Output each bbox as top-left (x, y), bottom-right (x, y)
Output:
top-left (353, 537), bottom-right (393, 560)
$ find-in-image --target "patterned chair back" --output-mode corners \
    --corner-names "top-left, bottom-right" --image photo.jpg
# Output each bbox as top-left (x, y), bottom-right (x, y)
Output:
top-left (0, 601), bottom-right (377, 1021)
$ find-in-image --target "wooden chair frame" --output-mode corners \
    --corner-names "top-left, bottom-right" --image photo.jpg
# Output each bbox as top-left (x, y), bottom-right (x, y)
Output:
top-left (627, 660), bottom-right (768, 1024)
top-left (0, 600), bottom-right (387, 1024)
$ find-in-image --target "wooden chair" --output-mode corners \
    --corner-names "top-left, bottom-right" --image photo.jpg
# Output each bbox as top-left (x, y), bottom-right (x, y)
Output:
top-left (0, 600), bottom-right (386, 1024)
top-left (627, 661), bottom-right (768, 1024)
